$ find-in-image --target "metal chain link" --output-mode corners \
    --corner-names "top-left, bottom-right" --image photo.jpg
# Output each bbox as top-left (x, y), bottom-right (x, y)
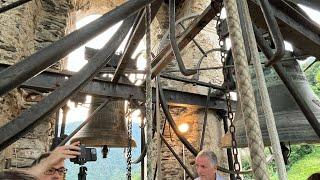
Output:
top-left (216, 5), bottom-right (242, 179)
top-left (126, 100), bottom-right (133, 180)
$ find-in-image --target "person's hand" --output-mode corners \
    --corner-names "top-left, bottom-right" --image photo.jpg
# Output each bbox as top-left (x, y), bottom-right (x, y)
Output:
top-left (45, 141), bottom-right (81, 168)
top-left (28, 141), bottom-right (81, 178)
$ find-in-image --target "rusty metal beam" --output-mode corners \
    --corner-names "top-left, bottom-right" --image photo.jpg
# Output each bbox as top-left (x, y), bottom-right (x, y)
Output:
top-left (0, 0), bottom-right (155, 96)
top-left (151, 1), bottom-right (223, 78)
top-left (0, 15), bottom-right (136, 151)
top-left (112, 0), bottom-right (163, 82)
top-left (0, 64), bottom-right (232, 109)
top-left (248, 0), bottom-right (320, 59)
top-left (84, 47), bottom-right (136, 69)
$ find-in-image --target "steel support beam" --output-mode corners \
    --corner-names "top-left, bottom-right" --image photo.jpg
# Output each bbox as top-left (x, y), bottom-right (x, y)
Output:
top-left (84, 47), bottom-right (136, 69)
top-left (151, 1), bottom-right (223, 78)
top-left (0, 0), bottom-right (155, 96)
top-left (112, 0), bottom-right (163, 82)
top-left (0, 0), bottom-right (31, 14)
top-left (0, 63), bottom-right (233, 108)
top-left (0, 15), bottom-right (136, 151)
top-left (248, 0), bottom-right (320, 60)
top-left (286, 0), bottom-right (320, 10)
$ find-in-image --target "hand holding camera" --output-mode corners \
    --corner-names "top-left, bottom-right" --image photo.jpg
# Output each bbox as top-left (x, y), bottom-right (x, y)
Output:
top-left (70, 145), bottom-right (97, 165)
top-left (48, 141), bottom-right (82, 167)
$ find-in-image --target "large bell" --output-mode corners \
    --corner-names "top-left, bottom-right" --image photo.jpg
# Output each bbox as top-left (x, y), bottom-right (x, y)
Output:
top-left (234, 53), bottom-right (320, 147)
top-left (71, 97), bottom-right (136, 148)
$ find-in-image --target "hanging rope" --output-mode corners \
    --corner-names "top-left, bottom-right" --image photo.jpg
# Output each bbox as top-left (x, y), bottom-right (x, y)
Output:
top-left (238, 0), bottom-right (288, 179)
top-left (223, 0), bottom-right (269, 179)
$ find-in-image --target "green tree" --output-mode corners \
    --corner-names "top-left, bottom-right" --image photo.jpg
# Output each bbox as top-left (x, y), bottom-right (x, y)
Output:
top-left (303, 60), bottom-right (320, 97)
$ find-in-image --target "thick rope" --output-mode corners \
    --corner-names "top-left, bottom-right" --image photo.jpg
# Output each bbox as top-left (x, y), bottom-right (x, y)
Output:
top-left (223, 0), bottom-right (269, 179)
top-left (239, 0), bottom-right (288, 179)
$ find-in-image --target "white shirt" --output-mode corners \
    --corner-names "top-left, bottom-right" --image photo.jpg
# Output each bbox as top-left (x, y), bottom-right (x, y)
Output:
top-left (195, 173), bottom-right (224, 180)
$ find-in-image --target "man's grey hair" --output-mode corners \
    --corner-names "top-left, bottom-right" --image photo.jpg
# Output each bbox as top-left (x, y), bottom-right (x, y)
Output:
top-left (196, 150), bottom-right (218, 166)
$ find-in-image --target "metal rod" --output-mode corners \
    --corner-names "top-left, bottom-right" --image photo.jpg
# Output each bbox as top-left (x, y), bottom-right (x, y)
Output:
top-left (254, 24), bottom-right (320, 138)
top-left (0, 0), bottom-right (154, 96)
top-left (240, 0), bottom-right (288, 179)
top-left (0, 15), bottom-right (136, 151)
top-left (58, 99), bottom-right (111, 146)
top-left (112, 10), bottom-right (145, 82)
top-left (60, 105), bottom-right (69, 137)
top-left (160, 73), bottom-right (225, 90)
top-left (178, 22), bottom-right (207, 56)
top-left (304, 59), bottom-right (318, 72)
top-left (258, 0), bottom-right (285, 66)
top-left (159, 134), bottom-right (195, 179)
top-left (156, 76), bottom-right (162, 179)
top-left (158, 81), bottom-right (198, 156)
top-left (151, 2), bottom-right (222, 78)
top-left (200, 87), bottom-right (211, 150)
top-left (112, 0), bottom-right (163, 82)
top-left (0, 0), bottom-right (31, 14)
top-left (169, 0), bottom-right (196, 76)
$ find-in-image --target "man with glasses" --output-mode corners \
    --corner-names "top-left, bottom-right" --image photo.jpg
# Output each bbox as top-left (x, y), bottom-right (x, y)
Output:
top-left (28, 141), bottom-right (81, 180)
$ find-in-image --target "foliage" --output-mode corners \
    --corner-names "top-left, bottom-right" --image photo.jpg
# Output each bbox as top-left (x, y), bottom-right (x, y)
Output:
top-left (287, 145), bottom-right (320, 179)
top-left (242, 145), bottom-right (317, 180)
top-left (303, 60), bottom-right (320, 97)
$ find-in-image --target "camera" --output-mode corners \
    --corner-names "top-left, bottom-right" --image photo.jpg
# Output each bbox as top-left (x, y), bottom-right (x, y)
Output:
top-left (70, 145), bottom-right (97, 165)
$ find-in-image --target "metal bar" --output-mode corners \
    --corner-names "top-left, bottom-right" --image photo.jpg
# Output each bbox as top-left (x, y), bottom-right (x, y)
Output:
top-left (0, 0), bottom-right (154, 96)
top-left (285, 0), bottom-right (320, 10)
top-left (84, 47), bottom-right (136, 68)
top-left (58, 99), bottom-right (111, 146)
top-left (0, 64), bottom-right (234, 109)
top-left (159, 134), bottom-right (195, 179)
top-left (248, 0), bottom-right (320, 60)
top-left (60, 105), bottom-right (69, 136)
top-left (254, 25), bottom-right (320, 138)
top-left (151, 1), bottom-right (223, 78)
top-left (0, 0), bottom-right (31, 13)
top-left (169, 0), bottom-right (196, 76)
top-left (258, 0), bottom-right (285, 67)
top-left (160, 73), bottom-right (225, 90)
top-left (50, 110), bottom-right (61, 150)
top-left (112, 10), bottom-right (145, 82)
top-left (0, 15), bottom-right (136, 151)
top-left (200, 87), bottom-right (211, 150)
top-left (304, 59), bottom-right (318, 72)
top-left (112, 0), bottom-right (163, 82)
top-left (178, 23), bottom-right (207, 56)
top-left (158, 81), bottom-right (198, 156)
top-left (156, 76), bottom-right (162, 179)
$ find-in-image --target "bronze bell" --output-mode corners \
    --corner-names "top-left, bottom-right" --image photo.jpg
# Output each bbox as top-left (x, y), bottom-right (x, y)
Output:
top-left (71, 97), bottom-right (136, 148)
top-left (234, 53), bottom-right (320, 147)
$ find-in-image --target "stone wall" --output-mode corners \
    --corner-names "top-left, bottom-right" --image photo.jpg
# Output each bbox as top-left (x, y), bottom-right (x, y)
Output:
top-left (0, 0), bottom-right (70, 169)
top-left (0, 0), bottom-right (128, 170)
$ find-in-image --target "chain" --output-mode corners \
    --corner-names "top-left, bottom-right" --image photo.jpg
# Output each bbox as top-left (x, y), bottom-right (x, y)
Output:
top-left (216, 5), bottom-right (242, 179)
top-left (126, 100), bottom-right (133, 180)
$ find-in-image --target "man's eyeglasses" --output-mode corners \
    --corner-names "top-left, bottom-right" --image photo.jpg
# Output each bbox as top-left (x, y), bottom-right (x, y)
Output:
top-left (44, 167), bottom-right (68, 175)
